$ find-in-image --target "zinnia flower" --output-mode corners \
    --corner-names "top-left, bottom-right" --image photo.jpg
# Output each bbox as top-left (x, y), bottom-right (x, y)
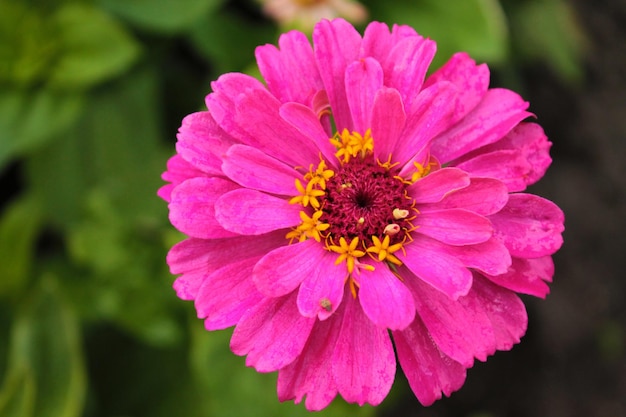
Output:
top-left (159, 19), bottom-right (564, 410)
top-left (261, 0), bottom-right (367, 31)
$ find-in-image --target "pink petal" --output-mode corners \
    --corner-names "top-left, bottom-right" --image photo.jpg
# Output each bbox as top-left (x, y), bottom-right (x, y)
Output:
top-left (361, 21), bottom-right (393, 63)
top-left (168, 232), bottom-right (286, 300)
top-left (279, 102), bottom-right (339, 165)
top-left (175, 111), bottom-right (233, 174)
top-left (424, 52), bottom-right (490, 125)
top-left (484, 256), bottom-right (554, 298)
top-left (253, 239), bottom-right (323, 298)
top-left (405, 272), bottom-right (496, 366)
top-left (256, 30), bottom-right (322, 105)
top-left (415, 208), bottom-right (493, 245)
top-left (456, 122), bottom-right (552, 191)
top-left (313, 18), bottom-right (362, 131)
top-left (431, 88), bottom-right (532, 163)
top-left (277, 307), bottom-right (343, 411)
top-left (444, 238), bottom-right (512, 276)
top-left (332, 295), bottom-right (396, 406)
top-left (222, 144), bottom-right (300, 195)
top-left (296, 250), bottom-right (347, 320)
top-left (371, 87), bottom-right (406, 161)
top-left (169, 177), bottom-right (240, 239)
top-left (215, 188), bottom-right (301, 235)
top-left (345, 57), bottom-right (383, 133)
top-left (489, 193), bottom-right (564, 258)
top-left (195, 256), bottom-right (264, 330)
top-left (400, 235), bottom-right (473, 299)
top-left (230, 292), bottom-right (315, 372)
top-left (206, 73), bottom-right (267, 145)
top-left (394, 81), bottom-right (457, 168)
top-left (234, 88), bottom-right (321, 167)
top-left (470, 274), bottom-right (528, 351)
top-left (383, 36), bottom-right (436, 110)
top-left (408, 167), bottom-right (470, 204)
top-left (420, 177), bottom-right (509, 216)
top-left (455, 149), bottom-right (533, 192)
top-left (356, 263), bottom-right (415, 330)
top-left (158, 155), bottom-right (207, 202)
top-left (393, 317), bottom-right (466, 406)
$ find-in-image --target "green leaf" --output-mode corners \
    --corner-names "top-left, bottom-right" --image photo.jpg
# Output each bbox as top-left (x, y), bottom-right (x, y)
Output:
top-left (365, 0), bottom-right (509, 67)
top-left (189, 324), bottom-right (376, 417)
top-left (188, 7), bottom-right (276, 74)
top-left (0, 89), bottom-right (82, 172)
top-left (510, 0), bottom-right (585, 82)
top-left (47, 4), bottom-right (141, 90)
top-left (0, 277), bottom-right (86, 417)
top-left (98, 0), bottom-right (225, 34)
top-left (0, 195), bottom-right (42, 298)
top-left (0, 1), bottom-right (58, 86)
top-left (26, 66), bottom-right (168, 229)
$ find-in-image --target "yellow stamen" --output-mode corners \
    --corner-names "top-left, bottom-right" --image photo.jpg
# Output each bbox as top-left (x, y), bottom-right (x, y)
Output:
top-left (289, 178), bottom-right (325, 208)
top-left (366, 235), bottom-right (403, 265)
top-left (328, 236), bottom-right (366, 274)
top-left (383, 223), bottom-right (401, 235)
top-left (304, 160), bottom-right (334, 190)
top-left (330, 128), bottom-right (374, 163)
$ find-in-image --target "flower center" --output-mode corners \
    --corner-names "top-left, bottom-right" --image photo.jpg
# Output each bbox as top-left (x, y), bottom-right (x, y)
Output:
top-left (320, 154), bottom-right (414, 248)
top-left (288, 129), bottom-right (419, 275)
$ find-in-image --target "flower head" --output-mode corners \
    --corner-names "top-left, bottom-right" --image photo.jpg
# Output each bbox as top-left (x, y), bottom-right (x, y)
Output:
top-left (261, 0), bottom-right (367, 31)
top-left (160, 19), bottom-right (564, 410)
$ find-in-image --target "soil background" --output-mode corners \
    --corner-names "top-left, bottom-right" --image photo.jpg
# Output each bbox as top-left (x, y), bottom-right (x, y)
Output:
top-left (383, 1), bottom-right (626, 416)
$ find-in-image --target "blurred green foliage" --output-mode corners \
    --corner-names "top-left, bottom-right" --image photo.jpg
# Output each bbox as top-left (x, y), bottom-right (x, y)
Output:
top-left (0, 0), bottom-right (584, 416)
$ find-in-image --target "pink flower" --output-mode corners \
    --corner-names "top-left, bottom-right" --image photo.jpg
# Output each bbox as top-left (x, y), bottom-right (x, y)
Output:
top-left (160, 19), bottom-right (564, 410)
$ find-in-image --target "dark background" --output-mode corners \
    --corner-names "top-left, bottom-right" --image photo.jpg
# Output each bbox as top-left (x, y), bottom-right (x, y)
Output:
top-left (384, 0), bottom-right (626, 415)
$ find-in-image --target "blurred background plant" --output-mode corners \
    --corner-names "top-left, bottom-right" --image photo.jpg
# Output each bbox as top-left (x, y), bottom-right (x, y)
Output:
top-left (0, 0), bottom-right (604, 416)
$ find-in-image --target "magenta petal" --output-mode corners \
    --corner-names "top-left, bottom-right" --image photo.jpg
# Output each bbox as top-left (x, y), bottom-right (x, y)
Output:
top-left (431, 88), bottom-right (532, 163)
top-left (471, 274), bottom-right (528, 351)
top-left (256, 29), bottom-right (322, 105)
top-left (405, 273), bottom-right (496, 366)
top-left (485, 256), bottom-right (554, 298)
top-left (383, 36), bottom-right (436, 110)
top-left (175, 111), bottom-right (233, 174)
top-left (168, 232), bottom-right (286, 300)
top-left (235, 88), bottom-right (321, 167)
top-left (455, 149), bottom-right (532, 192)
top-left (215, 189), bottom-right (301, 235)
top-left (296, 249), bottom-right (347, 320)
top-left (424, 52), bottom-right (490, 125)
top-left (230, 292), bottom-right (315, 372)
top-left (393, 317), bottom-right (466, 406)
top-left (158, 155), bottom-right (207, 203)
top-left (253, 239), bottom-right (322, 298)
top-left (196, 256), bottom-right (264, 330)
top-left (408, 167), bottom-right (470, 204)
top-left (357, 264), bottom-right (415, 330)
top-left (445, 238), bottom-right (512, 276)
top-left (169, 177), bottom-right (240, 239)
top-left (394, 81), bottom-right (457, 167)
top-left (420, 177), bottom-right (509, 216)
top-left (314, 18), bottom-right (362, 131)
top-left (206, 73), bottom-right (266, 144)
top-left (332, 295), bottom-right (396, 406)
top-left (279, 102), bottom-right (338, 165)
top-left (415, 208), bottom-right (493, 245)
top-left (345, 57), bottom-right (383, 133)
top-left (222, 144), bottom-right (299, 195)
top-left (371, 87), bottom-right (406, 161)
top-left (489, 193), bottom-right (565, 258)
top-left (401, 235), bottom-right (472, 299)
top-left (277, 310), bottom-right (343, 411)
